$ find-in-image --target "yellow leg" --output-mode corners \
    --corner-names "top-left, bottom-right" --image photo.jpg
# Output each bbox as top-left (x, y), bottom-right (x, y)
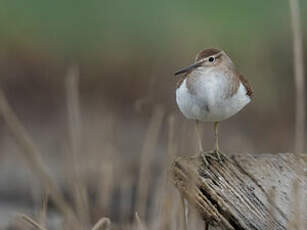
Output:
top-left (195, 120), bottom-right (204, 152)
top-left (213, 122), bottom-right (228, 162)
top-left (214, 122), bottom-right (221, 160)
top-left (195, 120), bottom-right (217, 166)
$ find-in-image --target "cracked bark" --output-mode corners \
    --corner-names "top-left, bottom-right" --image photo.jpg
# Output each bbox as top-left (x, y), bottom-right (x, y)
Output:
top-left (169, 153), bottom-right (307, 230)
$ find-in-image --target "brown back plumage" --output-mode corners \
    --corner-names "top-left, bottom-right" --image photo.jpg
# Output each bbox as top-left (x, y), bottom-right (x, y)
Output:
top-left (239, 74), bottom-right (253, 97)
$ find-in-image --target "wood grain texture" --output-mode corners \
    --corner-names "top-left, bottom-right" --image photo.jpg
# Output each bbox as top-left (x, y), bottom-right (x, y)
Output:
top-left (169, 153), bottom-right (307, 230)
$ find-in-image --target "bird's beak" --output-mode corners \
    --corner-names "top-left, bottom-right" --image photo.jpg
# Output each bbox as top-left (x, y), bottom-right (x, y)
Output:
top-left (174, 60), bottom-right (203, 76)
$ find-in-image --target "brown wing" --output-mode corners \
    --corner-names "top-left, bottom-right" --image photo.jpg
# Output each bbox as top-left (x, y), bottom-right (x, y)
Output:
top-left (239, 74), bottom-right (253, 97)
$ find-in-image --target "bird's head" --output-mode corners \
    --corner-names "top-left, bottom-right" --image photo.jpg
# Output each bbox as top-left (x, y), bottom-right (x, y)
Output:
top-left (174, 48), bottom-right (233, 76)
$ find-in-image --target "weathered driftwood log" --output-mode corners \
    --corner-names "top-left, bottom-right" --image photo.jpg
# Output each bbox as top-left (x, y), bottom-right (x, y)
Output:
top-left (170, 153), bottom-right (307, 230)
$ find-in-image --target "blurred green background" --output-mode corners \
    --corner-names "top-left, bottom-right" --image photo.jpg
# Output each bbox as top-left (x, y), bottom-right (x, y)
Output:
top-left (0, 0), bottom-right (306, 228)
top-left (1, 0), bottom-right (306, 57)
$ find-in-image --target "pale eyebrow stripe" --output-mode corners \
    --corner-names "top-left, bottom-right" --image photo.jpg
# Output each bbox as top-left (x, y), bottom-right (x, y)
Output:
top-left (214, 52), bottom-right (223, 58)
top-left (199, 52), bottom-right (223, 62)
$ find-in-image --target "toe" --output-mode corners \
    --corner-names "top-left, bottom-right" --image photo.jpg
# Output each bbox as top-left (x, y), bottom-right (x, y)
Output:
top-left (216, 150), bottom-right (229, 162)
top-left (200, 153), bottom-right (209, 166)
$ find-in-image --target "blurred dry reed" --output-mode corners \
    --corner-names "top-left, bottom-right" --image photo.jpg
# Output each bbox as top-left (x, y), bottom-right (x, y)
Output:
top-left (288, 2), bottom-right (306, 229)
top-left (289, 0), bottom-right (305, 154)
top-left (18, 214), bottom-right (48, 230)
top-left (38, 191), bottom-right (48, 228)
top-left (66, 65), bottom-right (90, 226)
top-left (0, 88), bottom-right (76, 222)
top-left (91, 217), bottom-right (111, 230)
top-left (158, 114), bottom-right (177, 229)
top-left (135, 212), bottom-right (147, 230)
top-left (135, 105), bottom-right (164, 218)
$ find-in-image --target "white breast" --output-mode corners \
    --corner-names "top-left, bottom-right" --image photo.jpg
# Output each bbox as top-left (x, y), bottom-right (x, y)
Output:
top-left (176, 72), bottom-right (251, 122)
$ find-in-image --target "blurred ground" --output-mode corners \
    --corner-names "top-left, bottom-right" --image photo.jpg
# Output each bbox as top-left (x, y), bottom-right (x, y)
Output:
top-left (0, 0), bottom-right (306, 229)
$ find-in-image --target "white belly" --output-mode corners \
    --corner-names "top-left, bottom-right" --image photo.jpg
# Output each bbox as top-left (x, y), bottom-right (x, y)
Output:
top-left (176, 76), bottom-right (251, 122)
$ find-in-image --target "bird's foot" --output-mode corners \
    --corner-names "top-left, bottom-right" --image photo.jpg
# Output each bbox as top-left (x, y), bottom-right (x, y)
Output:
top-left (210, 149), bottom-right (229, 162)
top-left (200, 151), bottom-right (218, 167)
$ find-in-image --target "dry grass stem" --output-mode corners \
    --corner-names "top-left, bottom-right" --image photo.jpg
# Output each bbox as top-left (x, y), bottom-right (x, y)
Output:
top-left (289, 0), bottom-right (306, 154)
top-left (0, 89), bottom-right (76, 220)
top-left (166, 114), bottom-right (177, 164)
top-left (18, 214), bottom-right (48, 230)
top-left (158, 114), bottom-right (177, 230)
top-left (91, 217), bottom-right (111, 230)
top-left (136, 105), bottom-right (164, 217)
top-left (99, 162), bottom-right (114, 214)
top-left (66, 66), bottom-right (82, 168)
top-left (135, 212), bottom-right (147, 230)
top-left (66, 65), bottom-right (90, 225)
top-left (38, 191), bottom-right (49, 228)
top-left (180, 194), bottom-right (188, 230)
top-left (119, 177), bottom-right (133, 224)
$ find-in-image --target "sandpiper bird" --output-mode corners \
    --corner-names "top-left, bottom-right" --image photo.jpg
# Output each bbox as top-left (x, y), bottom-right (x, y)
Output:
top-left (175, 48), bottom-right (253, 165)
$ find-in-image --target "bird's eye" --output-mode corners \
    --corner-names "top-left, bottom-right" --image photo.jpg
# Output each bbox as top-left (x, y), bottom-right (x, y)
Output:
top-left (208, 56), bottom-right (215, 63)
